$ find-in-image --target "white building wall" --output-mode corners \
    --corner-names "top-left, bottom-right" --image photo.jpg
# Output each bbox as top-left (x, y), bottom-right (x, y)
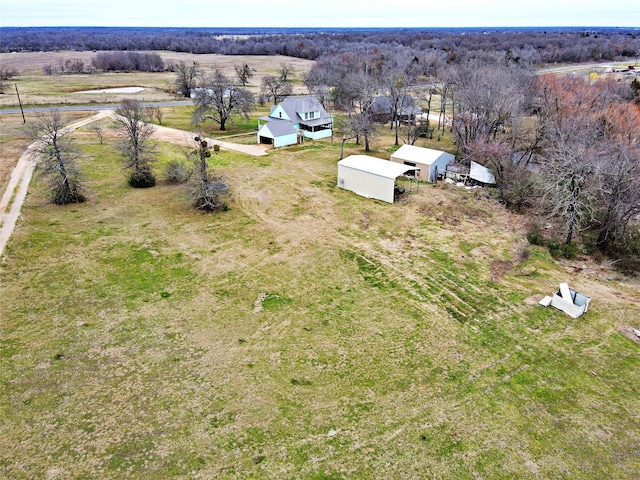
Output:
top-left (390, 151), bottom-right (454, 182)
top-left (274, 133), bottom-right (298, 148)
top-left (337, 165), bottom-right (395, 203)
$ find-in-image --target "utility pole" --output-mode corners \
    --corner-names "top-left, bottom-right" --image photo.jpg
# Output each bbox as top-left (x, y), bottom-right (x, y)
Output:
top-left (15, 84), bottom-right (25, 123)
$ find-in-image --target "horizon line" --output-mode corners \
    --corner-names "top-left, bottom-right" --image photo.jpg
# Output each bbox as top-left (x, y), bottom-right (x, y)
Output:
top-left (2, 25), bottom-right (639, 29)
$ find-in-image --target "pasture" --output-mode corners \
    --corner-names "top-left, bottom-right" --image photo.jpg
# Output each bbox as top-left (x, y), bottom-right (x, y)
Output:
top-left (1, 109), bottom-right (639, 479)
top-left (0, 51), bottom-right (313, 108)
top-left (0, 53), bottom-right (639, 479)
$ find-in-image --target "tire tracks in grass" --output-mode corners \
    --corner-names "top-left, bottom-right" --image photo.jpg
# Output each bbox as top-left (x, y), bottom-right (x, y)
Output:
top-left (0, 111), bottom-right (112, 256)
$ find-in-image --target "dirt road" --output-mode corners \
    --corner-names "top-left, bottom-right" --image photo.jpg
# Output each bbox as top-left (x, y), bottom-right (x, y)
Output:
top-left (150, 123), bottom-right (269, 156)
top-left (0, 111), bottom-right (268, 256)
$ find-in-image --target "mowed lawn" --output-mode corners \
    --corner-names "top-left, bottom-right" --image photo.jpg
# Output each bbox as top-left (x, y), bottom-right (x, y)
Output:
top-left (1, 127), bottom-right (639, 479)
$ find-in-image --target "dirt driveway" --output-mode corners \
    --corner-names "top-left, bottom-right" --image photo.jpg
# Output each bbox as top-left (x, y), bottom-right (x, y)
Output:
top-left (0, 111), bottom-right (268, 255)
top-left (149, 122), bottom-right (269, 156)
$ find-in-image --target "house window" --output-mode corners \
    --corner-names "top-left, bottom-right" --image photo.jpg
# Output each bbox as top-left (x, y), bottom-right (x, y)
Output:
top-left (279, 112), bottom-right (282, 118)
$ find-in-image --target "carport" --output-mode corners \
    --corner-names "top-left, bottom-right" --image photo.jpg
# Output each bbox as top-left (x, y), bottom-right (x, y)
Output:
top-left (337, 155), bottom-right (416, 203)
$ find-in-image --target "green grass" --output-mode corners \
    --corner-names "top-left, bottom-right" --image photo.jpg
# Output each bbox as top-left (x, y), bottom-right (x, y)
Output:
top-left (1, 115), bottom-right (639, 479)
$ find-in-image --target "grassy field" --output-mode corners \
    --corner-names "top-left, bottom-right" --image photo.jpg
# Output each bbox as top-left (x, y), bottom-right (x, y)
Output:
top-left (1, 112), bottom-right (639, 479)
top-left (0, 51), bottom-right (314, 108)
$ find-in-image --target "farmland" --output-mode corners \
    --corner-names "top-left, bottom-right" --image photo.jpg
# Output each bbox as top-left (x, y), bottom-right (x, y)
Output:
top-left (1, 53), bottom-right (639, 479)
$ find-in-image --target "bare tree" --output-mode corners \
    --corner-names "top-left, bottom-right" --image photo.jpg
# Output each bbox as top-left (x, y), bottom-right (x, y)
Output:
top-left (451, 60), bottom-right (531, 151)
top-left (0, 67), bottom-right (17, 94)
top-left (115, 99), bottom-right (156, 188)
top-left (304, 77), bottom-right (331, 108)
top-left (350, 71), bottom-right (379, 152)
top-left (260, 75), bottom-right (293, 105)
top-left (173, 61), bottom-right (200, 98)
top-left (466, 138), bottom-right (534, 210)
top-left (0, 67), bottom-right (18, 81)
top-left (30, 109), bottom-right (87, 204)
top-left (336, 115), bottom-right (358, 160)
top-left (278, 63), bottom-right (295, 82)
top-left (91, 122), bottom-right (104, 144)
top-left (187, 136), bottom-right (229, 212)
top-left (235, 63), bottom-right (255, 86)
top-left (405, 120), bottom-right (429, 146)
top-left (594, 141), bottom-right (640, 249)
top-left (538, 125), bottom-right (597, 245)
top-left (348, 111), bottom-right (377, 152)
top-left (192, 67), bottom-right (254, 131)
top-left (145, 106), bottom-right (164, 125)
top-left (381, 55), bottom-right (416, 145)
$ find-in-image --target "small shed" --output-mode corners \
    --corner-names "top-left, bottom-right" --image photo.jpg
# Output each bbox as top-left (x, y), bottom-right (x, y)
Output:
top-left (390, 145), bottom-right (455, 182)
top-left (337, 155), bottom-right (415, 203)
top-left (257, 120), bottom-right (298, 147)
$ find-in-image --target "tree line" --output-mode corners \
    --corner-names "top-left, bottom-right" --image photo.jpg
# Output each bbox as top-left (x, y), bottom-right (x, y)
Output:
top-left (2, 27), bottom-right (639, 65)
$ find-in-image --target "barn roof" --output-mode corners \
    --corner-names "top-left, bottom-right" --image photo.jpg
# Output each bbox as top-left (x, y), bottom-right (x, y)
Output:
top-left (391, 145), bottom-right (454, 166)
top-left (338, 155), bottom-right (415, 179)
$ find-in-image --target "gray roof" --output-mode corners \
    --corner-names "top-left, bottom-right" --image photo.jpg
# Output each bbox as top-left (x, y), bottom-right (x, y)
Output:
top-left (261, 119), bottom-right (298, 137)
top-left (302, 118), bottom-right (333, 127)
top-left (372, 95), bottom-right (422, 116)
top-left (278, 96), bottom-right (330, 124)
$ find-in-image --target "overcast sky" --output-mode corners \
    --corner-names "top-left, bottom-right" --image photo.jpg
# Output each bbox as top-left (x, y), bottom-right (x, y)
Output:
top-left (1, 0), bottom-right (638, 28)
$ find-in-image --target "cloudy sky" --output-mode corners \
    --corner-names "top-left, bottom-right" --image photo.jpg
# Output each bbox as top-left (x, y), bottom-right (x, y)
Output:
top-left (1, 0), bottom-right (638, 28)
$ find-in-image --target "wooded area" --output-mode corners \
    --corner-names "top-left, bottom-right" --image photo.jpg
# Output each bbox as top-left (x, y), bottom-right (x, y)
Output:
top-left (305, 48), bottom-right (640, 268)
top-left (2, 26), bottom-right (639, 64)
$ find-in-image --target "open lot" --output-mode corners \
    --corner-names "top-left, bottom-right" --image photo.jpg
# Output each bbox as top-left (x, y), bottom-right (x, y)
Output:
top-left (1, 108), bottom-right (639, 478)
top-left (1, 54), bottom-right (639, 479)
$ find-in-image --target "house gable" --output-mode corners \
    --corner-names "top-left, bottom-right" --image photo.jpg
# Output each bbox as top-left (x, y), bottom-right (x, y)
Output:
top-left (269, 104), bottom-right (291, 121)
top-left (278, 96), bottom-right (330, 124)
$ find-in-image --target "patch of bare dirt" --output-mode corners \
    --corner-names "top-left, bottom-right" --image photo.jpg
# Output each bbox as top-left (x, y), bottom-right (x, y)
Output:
top-left (491, 260), bottom-right (513, 282)
top-left (620, 326), bottom-right (640, 346)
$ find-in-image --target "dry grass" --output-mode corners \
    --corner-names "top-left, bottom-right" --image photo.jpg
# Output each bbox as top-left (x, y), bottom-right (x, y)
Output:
top-left (0, 111), bottom-right (94, 194)
top-left (0, 51), bottom-right (313, 108)
top-left (1, 115), bottom-right (639, 479)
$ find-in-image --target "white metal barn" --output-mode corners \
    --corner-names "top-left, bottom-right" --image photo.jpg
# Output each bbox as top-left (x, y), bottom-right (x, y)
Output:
top-left (337, 155), bottom-right (414, 203)
top-left (390, 145), bottom-right (455, 182)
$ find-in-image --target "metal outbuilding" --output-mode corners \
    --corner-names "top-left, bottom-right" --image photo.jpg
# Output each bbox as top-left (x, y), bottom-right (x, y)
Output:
top-left (337, 155), bottom-right (415, 203)
top-left (390, 145), bottom-right (455, 182)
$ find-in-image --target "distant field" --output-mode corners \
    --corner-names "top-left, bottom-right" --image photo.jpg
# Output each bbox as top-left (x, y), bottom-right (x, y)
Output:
top-left (0, 51), bottom-right (314, 108)
top-left (1, 115), bottom-right (639, 478)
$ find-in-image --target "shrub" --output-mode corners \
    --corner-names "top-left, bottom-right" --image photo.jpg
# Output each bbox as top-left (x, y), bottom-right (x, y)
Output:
top-left (165, 159), bottom-right (189, 184)
top-left (616, 255), bottom-right (640, 276)
top-left (526, 226), bottom-right (545, 246)
top-left (128, 169), bottom-right (156, 188)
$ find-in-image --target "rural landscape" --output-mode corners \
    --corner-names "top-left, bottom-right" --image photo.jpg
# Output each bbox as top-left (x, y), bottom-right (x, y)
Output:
top-left (1, 25), bottom-right (640, 479)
